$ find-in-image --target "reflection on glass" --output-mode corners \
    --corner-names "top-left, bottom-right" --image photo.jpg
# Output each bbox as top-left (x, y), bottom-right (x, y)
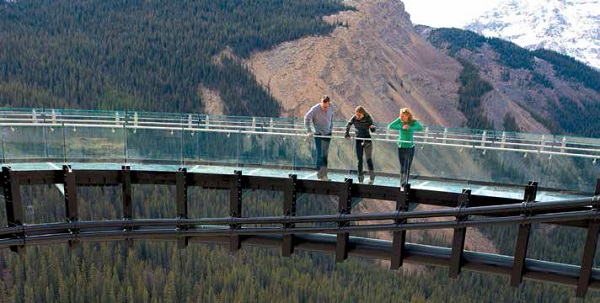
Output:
top-left (64, 126), bottom-right (125, 162)
top-left (2, 126), bottom-right (48, 161)
top-left (126, 128), bottom-right (182, 163)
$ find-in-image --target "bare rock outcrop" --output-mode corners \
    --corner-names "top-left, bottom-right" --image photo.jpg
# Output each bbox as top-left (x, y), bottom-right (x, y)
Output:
top-left (245, 0), bottom-right (465, 127)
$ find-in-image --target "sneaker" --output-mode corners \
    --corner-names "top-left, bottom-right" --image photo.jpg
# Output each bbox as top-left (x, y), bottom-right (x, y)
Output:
top-left (368, 178), bottom-right (374, 185)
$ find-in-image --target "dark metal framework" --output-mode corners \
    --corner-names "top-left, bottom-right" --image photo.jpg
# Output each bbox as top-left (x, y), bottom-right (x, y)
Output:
top-left (1, 166), bottom-right (599, 297)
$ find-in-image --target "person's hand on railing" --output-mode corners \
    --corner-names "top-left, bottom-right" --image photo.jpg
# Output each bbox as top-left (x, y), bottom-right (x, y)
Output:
top-left (306, 132), bottom-right (314, 140)
top-left (344, 133), bottom-right (351, 140)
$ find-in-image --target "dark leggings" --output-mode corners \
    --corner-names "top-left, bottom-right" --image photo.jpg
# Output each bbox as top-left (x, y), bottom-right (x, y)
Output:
top-left (355, 139), bottom-right (373, 177)
top-left (398, 147), bottom-right (415, 178)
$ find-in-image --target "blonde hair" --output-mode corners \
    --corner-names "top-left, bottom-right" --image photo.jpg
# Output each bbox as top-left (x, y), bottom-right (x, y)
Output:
top-left (355, 106), bottom-right (370, 117)
top-left (400, 108), bottom-right (415, 123)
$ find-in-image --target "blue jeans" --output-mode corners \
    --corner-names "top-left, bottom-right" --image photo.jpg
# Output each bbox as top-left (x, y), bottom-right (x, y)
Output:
top-left (314, 134), bottom-right (331, 176)
top-left (398, 147), bottom-right (415, 183)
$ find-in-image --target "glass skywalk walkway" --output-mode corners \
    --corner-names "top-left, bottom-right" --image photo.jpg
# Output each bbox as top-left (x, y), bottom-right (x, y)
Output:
top-left (1, 108), bottom-right (599, 200)
top-left (2, 108), bottom-right (600, 297)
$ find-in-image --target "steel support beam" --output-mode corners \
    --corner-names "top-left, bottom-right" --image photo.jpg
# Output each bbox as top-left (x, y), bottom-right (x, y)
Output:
top-left (121, 166), bottom-right (132, 220)
top-left (229, 170), bottom-right (243, 252)
top-left (282, 174), bottom-right (297, 257)
top-left (120, 166), bottom-right (133, 248)
top-left (576, 179), bottom-right (600, 297)
top-left (336, 178), bottom-right (352, 263)
top-left (63, 165), bottom-right (79, 248)
top-left (511, 181), bottom-right (538, 287)
top-left (449, 189), bottom-right (470, 278)
top-left (2, 166), bottom-right (24, 254)
top-left (176, 168), bottom-right (189, 248)
top-left (391, 184), bottom-right (410, 270)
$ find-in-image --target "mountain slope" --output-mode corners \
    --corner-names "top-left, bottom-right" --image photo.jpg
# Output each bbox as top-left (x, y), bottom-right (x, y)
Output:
top-left (246, 0), bottom-right (600, 135)
top-left (245, 0), bottom-right (465, 127)
top-left (423, 27), bottom-right (600, 137)
top-left (465, 0), bottom-right (600, 69)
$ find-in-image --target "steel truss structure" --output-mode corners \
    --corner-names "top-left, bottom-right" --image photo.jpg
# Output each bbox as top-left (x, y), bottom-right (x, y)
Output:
top-left (1, 166), bottom-right (599, 297)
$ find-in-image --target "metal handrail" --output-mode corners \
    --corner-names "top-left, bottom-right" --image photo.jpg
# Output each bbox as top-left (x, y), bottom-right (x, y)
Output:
top-left (1, 108), bottom-right (599, 159)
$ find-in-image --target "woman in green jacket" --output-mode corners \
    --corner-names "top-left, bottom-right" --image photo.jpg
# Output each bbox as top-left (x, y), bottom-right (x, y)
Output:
top-left (388, 108), bottom-right (423, 186)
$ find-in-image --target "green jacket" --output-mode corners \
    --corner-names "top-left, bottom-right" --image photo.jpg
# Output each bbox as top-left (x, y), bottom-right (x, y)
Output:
top-left (388, 118), bottom-right (423, 148)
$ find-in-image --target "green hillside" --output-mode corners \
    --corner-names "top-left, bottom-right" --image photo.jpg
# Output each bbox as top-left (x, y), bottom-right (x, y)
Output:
top-left (0, 0), bottom-right (350, 115)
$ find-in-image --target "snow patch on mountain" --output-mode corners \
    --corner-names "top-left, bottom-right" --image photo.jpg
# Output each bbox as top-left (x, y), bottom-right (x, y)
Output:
top-left (465, 0), bottom-right (600, 69)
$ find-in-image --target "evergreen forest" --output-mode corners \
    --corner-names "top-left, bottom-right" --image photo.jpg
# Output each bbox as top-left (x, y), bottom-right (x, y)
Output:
top-left (0, 0), bottom-right (350, 115)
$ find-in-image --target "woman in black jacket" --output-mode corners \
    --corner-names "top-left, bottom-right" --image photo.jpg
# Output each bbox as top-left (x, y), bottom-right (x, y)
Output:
top-left (345, 106), bottom-right (376, 184)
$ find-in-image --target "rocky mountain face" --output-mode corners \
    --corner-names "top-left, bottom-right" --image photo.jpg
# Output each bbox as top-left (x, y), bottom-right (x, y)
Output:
top-left (243, 0), bottom-right (599, 135)
top-left (244, 0), bottom-right (465, 128)
top-left (464, 0), bottom-right (600, 70)
top-left (420, 25), bottom-right (600, 136)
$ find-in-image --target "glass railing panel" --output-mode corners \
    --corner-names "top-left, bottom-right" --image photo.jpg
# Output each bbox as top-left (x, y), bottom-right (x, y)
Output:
top-left (411, 144), bottom-right (472, 185)
top-left (182, 129), bottom-right (200, 165)
top-left (540, 153), bottom-right (598, 193)
top-left (288, 134), bottom-right (313, 173)
top-left (473, 149), bottom-right (546, 194)
top-left (237, 132), bottom-right (266, 167)
top-left (44, 125), bottom-right (66, 162)
top-left (126, 128), bottom-right (182, 164)
top-left (2, 125), bottom-right (52, 161)
top-left (63, 125), bottom-right (126, 162)
top-left (264, 133), bottom-right (298, 170)
top-left (563, 135), bottom-right (600, 157)
top-left (195, 129), bottom-right (241, 166)
top-left (519, 150), bottom-right (554, 190)
top-left (369, 137), bottom-right (399, 176)
top-left (236, 132), bottom-right (295, 169)
top-left (1, 108), bottom-right (599, 193)
top-left (327, 135), bottom-right (356, 177)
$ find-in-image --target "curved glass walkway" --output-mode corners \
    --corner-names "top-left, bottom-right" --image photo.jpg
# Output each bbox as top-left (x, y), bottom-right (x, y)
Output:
top-left (1, 108), bottom-right (598, 199)
top-left (1, 108), bottom-right (600, 297)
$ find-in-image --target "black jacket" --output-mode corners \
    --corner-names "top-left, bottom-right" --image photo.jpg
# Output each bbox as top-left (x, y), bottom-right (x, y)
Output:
top-left (345, 115), bottom-right (376, 138)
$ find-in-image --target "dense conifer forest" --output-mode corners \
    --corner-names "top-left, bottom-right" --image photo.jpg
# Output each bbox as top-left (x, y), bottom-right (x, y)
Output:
top-left (0, 0), bottom-right (350, 115)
